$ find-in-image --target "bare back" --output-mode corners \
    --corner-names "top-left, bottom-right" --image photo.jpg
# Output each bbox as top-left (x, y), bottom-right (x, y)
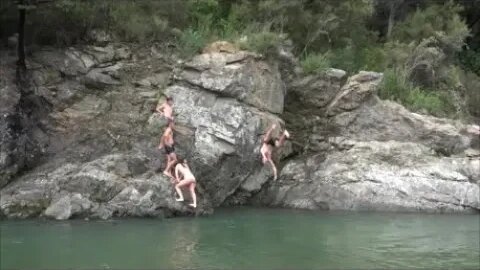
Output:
top-left (175, 164), bottom-right (195, 181)
top-left (163, 103), bottom-right (173, 119)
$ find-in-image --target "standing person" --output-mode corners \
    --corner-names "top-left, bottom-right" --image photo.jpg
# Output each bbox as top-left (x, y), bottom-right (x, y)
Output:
top-left (158, 119), bottom-right (177, 179)
top-left (260, 124), bottom-right (290, 180)
top-left (155, 96), bottom-right (174, 121)
top-left (174, 159), bottom-right (197, 208)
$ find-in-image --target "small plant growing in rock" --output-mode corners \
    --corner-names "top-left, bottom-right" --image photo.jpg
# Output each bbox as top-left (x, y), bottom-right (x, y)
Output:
top-left (300, 53), bottom-right (331, 75)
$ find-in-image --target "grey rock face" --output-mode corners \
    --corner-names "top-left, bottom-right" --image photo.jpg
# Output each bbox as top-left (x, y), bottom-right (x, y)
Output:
top-left (44, 193), bottom-right (92, 220)
top-left (0, 53), bottom-right (51, 188)
top-left (164, 51), bottom-right (290, 206)
top-left (254, 141), bottom-right (479, 212)
top-left (331, 98), bottom-right (478, 155)
top-left (290, 69), bottom-right (347, 108)
top-left (326, 71), bottom-right (383, 115)
top-left (178, 52), bottom-right (285, 113)
top-left (253, 70), bottom-right (480, 213)
top-left (2, 43), bottom-right (478, 219)
top-left (85, 68), bottom-right (121, 89)
top-left (1, 154), bottom-right (208, 219)
top-left (0, 47), bottom-right (289, 219)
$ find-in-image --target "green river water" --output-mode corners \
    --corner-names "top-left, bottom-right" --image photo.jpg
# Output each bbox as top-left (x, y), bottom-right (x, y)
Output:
top-left (1, 208), bottom-right (479, 269)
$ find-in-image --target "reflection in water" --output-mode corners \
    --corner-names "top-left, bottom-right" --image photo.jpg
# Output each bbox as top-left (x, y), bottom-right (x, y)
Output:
top-left (1, 209), bottom-right (479, 270)
top-left (169, 220), bottom-right (200, 269)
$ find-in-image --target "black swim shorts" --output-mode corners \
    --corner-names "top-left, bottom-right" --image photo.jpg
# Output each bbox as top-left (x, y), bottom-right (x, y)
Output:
top-left (164, 144), bottom-right (175, 155)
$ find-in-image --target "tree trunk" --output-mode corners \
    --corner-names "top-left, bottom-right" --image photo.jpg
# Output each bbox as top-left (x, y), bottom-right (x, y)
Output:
top-left (386, 1), bottom-right (396, 41)
top-left (16, 1), bottom-right (26, 82)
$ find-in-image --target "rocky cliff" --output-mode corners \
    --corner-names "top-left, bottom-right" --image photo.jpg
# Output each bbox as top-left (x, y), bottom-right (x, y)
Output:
top-left (252, 70), bottom-right (480, 213)
top-left (0, 41), bottom-right (478, 219)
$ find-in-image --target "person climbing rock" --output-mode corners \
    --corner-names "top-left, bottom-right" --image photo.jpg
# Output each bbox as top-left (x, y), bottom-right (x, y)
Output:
top-left (155, 96), bottom-right (174, 121)
top-left (158, 119), bottom-right (177, 180)
top-left (174, 159), bottom-right (197, 208)
top-left (260, 123), bottom-right (290, 180)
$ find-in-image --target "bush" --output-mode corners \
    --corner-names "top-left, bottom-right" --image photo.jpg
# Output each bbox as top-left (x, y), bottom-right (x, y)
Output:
top-left (29, 0), bottom-right (101, 45)
top-left (22, 0), bottom-right (185, 46)
top-left (459, 70), bottom-right (480, 117)
top-left (405, 88), bottom-right (453, 116)
top-left (326, 46), bottom-right (356, 73)
top-left (178, 28), bottom-right (208, 58)
top-left (300, 53), bottom-right (331, 74)
top-left (458, 49), bottom-right (480, 76)
top-left (109, 2), bottom-right (170, 42)
top-left (237, 29), bottom-right (281, 56)
top-left (379, 69), bottom-right (455, 117)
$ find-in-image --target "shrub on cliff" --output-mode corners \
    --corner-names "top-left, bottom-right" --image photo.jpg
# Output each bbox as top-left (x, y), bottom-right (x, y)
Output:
top-left (379, 69), bottom-right (454, 117)
top-left (300, 53), bottom-right (330, 75)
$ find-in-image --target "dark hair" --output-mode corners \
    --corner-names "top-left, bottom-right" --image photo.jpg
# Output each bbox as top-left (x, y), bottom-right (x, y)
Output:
top-left (166, 97), bottom-right (173, 102)
top-left (177, 158), bottom-right (185, 164)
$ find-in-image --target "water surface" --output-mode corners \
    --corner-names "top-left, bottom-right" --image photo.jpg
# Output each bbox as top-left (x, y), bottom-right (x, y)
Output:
top-left (1, 208), bottom-right (479, 269)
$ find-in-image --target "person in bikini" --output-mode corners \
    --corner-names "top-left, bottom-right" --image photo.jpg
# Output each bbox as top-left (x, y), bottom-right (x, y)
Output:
top-left (155, 96), bottom-right (174, 121)
top-left (158, 119), bottom-right (177, 180)
top-left (174, 159), bottom-right (197, 208)
top-left (260, 124), bottom-right (290, 180)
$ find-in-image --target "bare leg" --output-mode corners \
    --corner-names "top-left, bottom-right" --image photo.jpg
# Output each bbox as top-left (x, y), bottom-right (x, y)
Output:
top-left (260, 145), bottom-right (269, 164)
top-left (164, 153), bottom-right (177, 179)
top-left (268, 159), bottom-right (278, 180)
top-left (174, 184), bottom-right (184, 201)
top-left (188, 182), bottom-right (197, 208)
top-left (163, 155), bottom-right (171, 173)
top-left (175, 179), bottom-right (195, 202)
top-left (265, 150), bottom-right (277, 180)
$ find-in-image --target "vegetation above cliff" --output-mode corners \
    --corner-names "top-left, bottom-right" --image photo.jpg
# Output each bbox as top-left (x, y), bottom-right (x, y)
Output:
top-left (1, 0), bottom-right (479, 119)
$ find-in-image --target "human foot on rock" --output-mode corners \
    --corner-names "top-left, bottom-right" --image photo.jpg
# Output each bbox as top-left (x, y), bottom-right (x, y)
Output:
top-left (175, 197), bottom-right (184, 202)
top-left (189, 203), bottom-right (197, 208)
top-left (163, 170), bottom-right (173, 178)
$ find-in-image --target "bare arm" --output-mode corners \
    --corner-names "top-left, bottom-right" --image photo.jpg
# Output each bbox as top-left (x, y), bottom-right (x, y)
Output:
top-left (175, 165), bottom-right (182, 182)
top-left (156, 102), bottom-right (165, 114)
top-left (158, 134), bottom-right (165, 149)
top-left (263, 124), bottom-right (276, 142)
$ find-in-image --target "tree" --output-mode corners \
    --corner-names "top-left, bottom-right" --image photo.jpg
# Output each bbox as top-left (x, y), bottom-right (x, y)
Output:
top-left (386, 0), bottom-right (404, 40)
top-left (16, 0), bottom-right (26, 78)
top-left (14, 0), bottom-right (54, 81)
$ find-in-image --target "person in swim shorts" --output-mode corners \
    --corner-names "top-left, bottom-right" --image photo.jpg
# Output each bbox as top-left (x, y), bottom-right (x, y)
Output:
top-left (155, 96), bottom-right (174, 122)
top-left (158, 119), bottom-right (177, 180)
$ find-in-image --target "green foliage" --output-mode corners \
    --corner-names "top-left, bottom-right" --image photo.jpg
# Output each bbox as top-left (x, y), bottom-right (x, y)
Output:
top-left (458, 49), bottom-right (480, 76)
top-left (459, 70), bottom-right (480, 117)
top-left (2, 0), bottom-right (478, 120)
top-left (360, 46), bottom-right (387, 72)
top-left (238, 28), bottom-right (281, 56)
top-left (379, 69), bottom-right (455, 117)
top-left (178, 28), bottom-right (207, 58)
top-left (109, 2), bottom-right (170, 42)
top-left (404, 88), bottom-right (453, 117)
top-left (30, 0), bottom-right (100, 45)
top-left (391, 1), bottom-right (469, 53)
top-left (300, 53), bottom-right (330, 74)
top-left (324, 45), bottom-right (386, 73)
top-left (24, 0), bottom-right (186, 45)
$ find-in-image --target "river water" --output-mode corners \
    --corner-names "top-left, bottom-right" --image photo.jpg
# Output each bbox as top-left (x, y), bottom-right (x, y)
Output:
top-left (1, 208), bottom-right (479, 269)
